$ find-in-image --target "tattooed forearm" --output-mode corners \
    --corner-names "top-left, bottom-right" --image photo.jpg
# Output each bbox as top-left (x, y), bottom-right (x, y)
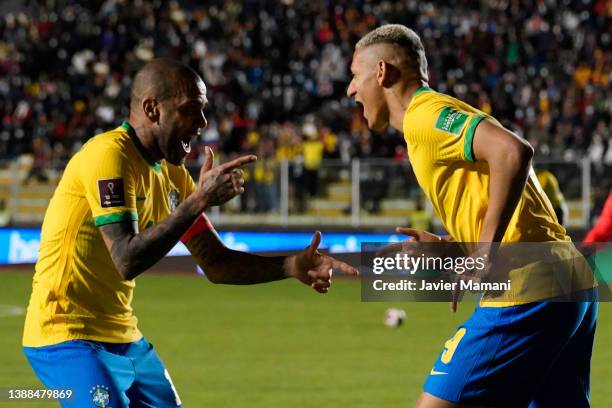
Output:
top-left (206, 252), bottom-right (289, 284)
top-left (100, 195), bottom-right (202, 280)
top-left (185, 232), bottom-right (289, 284)
top-left (99, 150), bottom-right (254, 280)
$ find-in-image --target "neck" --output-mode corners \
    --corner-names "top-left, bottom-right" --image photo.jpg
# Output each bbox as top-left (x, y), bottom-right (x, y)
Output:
top-left (387, 80), bottom-right (426, 132)
top-left (127, 115), bottom-right (163, 161)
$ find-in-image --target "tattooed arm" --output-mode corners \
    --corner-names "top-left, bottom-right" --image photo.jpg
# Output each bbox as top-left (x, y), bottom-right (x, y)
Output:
top-left (100, 148), bottom-right (256, 280)
top-left (183, 219), bottom-right (358, 293)
top-left (100, 198), bottom-right (203, 280)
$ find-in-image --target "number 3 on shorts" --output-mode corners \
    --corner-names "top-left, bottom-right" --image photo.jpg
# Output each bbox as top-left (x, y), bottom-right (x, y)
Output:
top-left (441, 328), bottom-right (466, 364)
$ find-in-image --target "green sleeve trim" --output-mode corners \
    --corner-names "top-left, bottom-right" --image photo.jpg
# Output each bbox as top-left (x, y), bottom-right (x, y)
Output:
top-left (464, 114), bottom-right (487, 162)
top-left (94, 211), bottom-right (139, 227)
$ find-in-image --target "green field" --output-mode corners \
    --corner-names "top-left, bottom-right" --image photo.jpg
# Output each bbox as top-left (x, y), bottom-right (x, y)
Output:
top-left (1, 270), bottom-right (611, 407)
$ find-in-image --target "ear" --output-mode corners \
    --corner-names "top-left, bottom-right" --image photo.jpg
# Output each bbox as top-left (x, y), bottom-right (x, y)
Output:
top-left (142, 98), bottom-right (160, 124)
top-left (376, 60), bottom-right (400, 88)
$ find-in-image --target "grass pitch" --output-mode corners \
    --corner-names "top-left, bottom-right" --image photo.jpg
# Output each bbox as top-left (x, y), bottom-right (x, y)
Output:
top-left (1, 270), bottom-right (611, 407)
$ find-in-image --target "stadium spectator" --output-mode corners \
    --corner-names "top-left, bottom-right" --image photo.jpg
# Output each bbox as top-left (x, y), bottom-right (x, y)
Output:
top-left (536, 168), bottom-right (568, 225)
top-left (22, 137), bottom-right (50, 185)
top-left (253, 137), bottom-right (278, 213)
top-left (301, 117), bottom-right (324, 199)
top-left (0, 0), bottom-right (609, 167)
top-left (0, 1), bottom-right (609, 219)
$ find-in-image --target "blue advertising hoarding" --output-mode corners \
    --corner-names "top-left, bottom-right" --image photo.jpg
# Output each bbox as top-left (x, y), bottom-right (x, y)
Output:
top-left (0, 228), bottom-right (402, 265)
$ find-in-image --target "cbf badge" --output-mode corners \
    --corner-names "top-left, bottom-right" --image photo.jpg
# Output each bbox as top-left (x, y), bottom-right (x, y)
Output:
top-left (168, 190), bottom-right (180, 212)
top-left (89, 385), bottom-right (111, 407)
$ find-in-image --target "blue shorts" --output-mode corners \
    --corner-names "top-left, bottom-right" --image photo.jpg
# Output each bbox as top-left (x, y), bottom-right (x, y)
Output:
top-left (424, 300), bottom-right (598, 407)
top-left (24, 337), bottom-right (182, 407)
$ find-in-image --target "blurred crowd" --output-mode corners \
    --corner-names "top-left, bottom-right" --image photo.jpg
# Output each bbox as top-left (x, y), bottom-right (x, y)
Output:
top-left (0, 0), bottom-right (610, 213)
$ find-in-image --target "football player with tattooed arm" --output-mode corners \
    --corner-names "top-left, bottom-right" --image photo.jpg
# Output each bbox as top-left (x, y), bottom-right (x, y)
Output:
top-left (23, 58), bottom-right (357, 408)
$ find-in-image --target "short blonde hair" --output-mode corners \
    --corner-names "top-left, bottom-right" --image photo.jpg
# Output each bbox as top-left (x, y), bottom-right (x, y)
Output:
top-left (356, 24), bottom-right (428, 81)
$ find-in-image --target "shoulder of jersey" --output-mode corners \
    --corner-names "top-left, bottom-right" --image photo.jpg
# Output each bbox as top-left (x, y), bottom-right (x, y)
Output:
top-left (410, 88), bottom-right (438, 108)
top-left (404, 90), bottom-right (442, 128)
top-left (80, 127), bottom-right (132, 155)
top-left (409, 91), bottom-right (451, 121)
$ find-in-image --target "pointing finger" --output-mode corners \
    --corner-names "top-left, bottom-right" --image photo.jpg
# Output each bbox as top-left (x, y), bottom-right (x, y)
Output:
top-left (217, 154), bottom-right (257, 173)
top-left (330, 258), bottom-right (359, 276)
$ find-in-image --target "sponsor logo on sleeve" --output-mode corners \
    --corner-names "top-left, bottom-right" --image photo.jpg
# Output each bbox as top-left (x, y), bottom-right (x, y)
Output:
top-left (435, 107), bottom-right (469, 135)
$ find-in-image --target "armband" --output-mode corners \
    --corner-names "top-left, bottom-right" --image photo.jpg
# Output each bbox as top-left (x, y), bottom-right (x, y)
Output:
top-left (181, 213), bottom-right (213, 244)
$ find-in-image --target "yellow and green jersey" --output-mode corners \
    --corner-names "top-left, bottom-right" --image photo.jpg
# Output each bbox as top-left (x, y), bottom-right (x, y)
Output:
top-left (402, 87), bottom-right (568, 244)
top-left (23, 122), bottom-right (196, 347)
top-left (402, 88), bottom-right (594, 306)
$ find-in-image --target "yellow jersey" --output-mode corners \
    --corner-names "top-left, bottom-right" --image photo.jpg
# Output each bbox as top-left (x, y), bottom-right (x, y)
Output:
top-left (402, 88), bottom-right (594, 306)
top-left (402, 87), bottom-right (568, 244)
top-left (302, 140), bottom-right (324, 170)
top-left (536, 169), bottom-right (566, 211)
top-left (23, 122), bottom-right (196, 347)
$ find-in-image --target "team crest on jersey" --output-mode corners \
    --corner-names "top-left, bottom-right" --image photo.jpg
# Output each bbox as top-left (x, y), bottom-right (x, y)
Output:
top-left (89, 385), bottom-right (111, 407)
top-left (168, 190), bottom-right (180, 212)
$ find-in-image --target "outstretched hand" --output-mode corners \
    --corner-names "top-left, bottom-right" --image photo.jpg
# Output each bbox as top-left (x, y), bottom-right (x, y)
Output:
top-left (288, 231), bottom-right (359, 293)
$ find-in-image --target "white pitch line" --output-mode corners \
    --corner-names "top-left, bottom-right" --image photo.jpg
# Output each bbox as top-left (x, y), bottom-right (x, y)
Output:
top-left (0, 304), bottom-right (25, 317)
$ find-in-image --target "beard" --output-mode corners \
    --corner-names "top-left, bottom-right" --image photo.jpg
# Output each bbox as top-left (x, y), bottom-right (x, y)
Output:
top-left (157, 122), bottom-right (188, 165)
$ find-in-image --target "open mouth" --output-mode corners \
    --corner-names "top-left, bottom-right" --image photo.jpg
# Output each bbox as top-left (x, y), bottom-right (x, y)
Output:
top-left (179, 129), bottom-right (202, 156)
top-left (355, 101), bottom-right (365, 116)
top-left (181, 138), bottom-right (191, 154)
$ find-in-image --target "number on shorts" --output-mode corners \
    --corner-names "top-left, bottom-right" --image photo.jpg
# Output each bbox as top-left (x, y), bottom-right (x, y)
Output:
top-left (441, 328), bottom-right (466, 364)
